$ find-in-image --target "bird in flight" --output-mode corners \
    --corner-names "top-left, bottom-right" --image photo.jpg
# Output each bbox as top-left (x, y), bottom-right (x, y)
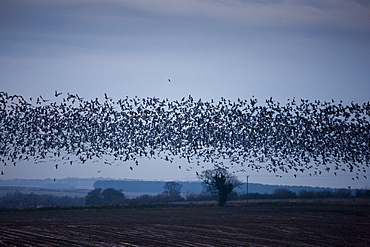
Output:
top-left (55, 90), bottom-right (62, 97)
top-left (168, 79), bottom-right (171, 83)
top-left (39, 95), bottom-right (49, 102)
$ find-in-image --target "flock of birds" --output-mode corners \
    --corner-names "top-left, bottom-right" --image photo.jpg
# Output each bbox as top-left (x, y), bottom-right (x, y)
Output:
top-left (0, 91), bottom-right (369, 178)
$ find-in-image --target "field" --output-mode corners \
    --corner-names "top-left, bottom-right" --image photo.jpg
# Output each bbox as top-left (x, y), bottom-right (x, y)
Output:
top-left (0, 199), bottom-right (369, 246)
top-left (0, 186), bottom-right (90, 198)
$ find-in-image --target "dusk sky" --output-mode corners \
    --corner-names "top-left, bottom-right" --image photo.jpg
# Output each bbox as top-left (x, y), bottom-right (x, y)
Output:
top-left (1, 0), bottom-right (369, 189)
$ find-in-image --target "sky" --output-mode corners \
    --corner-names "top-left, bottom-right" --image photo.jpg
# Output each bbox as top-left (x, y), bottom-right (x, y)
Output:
top-left (0, 0), bottom-right (369, 189)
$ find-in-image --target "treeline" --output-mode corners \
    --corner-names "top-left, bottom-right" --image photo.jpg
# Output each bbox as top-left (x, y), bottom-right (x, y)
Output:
top-left (176, 188), bottom-right (370, 202)
top-left (85, 189), bottom-right (215, 206)
top-left (85, 187), bottom-right (370, 206)
top-left (86, 182), bottom-right (185, 206)
top-left (0, 191), bottom-right (85, 208)
top-left (240, 188), bottom-right (370, 200)
top-left (2, 187), bottom-right (369, 208)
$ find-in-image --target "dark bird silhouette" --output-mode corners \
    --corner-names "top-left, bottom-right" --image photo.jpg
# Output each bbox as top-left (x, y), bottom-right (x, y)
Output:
top-left (1, 171), bottom-right (4, 175)
top-left (54, 90), bottom-right (62, 97)
top-left (168, 79), bottom-right (171, 83)
top-left (39, 95), bottom-right (49, 102)
top-left (104, 93), bottom-right (111, 101)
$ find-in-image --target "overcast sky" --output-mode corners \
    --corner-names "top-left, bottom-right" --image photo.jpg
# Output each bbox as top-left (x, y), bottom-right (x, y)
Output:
top-left (1, 0), bottom-right (369, 188)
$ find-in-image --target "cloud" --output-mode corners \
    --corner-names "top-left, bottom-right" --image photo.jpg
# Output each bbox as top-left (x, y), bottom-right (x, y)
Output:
top-left (350, 0), bottom-right (370, 6)
top-left (1, 1), bottom-right (368, 39)
top-left (1, 0), bottom-right (368, 64)
top-left (2, 0), bottom-right (369, 32)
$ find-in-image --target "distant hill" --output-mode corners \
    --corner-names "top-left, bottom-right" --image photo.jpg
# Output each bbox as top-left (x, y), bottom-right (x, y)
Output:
top-left (0, 178), bottom-right (340, 198)
top-left (94, 179), bottom-right (338, 197)
top-left (94, 180), bottom-right (204, 196)
top-left (0, 177), bottom-right (97, 190)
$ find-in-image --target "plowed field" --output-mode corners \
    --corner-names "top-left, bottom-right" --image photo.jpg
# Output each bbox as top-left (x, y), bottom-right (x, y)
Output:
top-left (0, 200), bottom-right (369, 246)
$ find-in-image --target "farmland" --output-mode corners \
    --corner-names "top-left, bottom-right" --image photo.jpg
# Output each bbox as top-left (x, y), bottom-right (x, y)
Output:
top-left (0, 199), bottom-right (369, 246)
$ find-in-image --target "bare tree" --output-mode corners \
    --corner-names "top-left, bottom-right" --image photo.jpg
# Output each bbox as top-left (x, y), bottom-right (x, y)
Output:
top-left (198, 168), bottom-right (242, 206)
top-left (163, 181), bottom-right (183, 201)
top-left (163, 182), bottom-right (182, 196)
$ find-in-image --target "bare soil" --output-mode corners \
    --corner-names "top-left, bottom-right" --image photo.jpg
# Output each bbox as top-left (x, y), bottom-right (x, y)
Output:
top-left (0, 200), bottom-right (369, 246)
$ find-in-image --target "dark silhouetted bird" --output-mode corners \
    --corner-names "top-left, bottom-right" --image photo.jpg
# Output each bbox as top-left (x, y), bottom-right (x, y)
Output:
top-left (55, 90), bottom-right (62, 97)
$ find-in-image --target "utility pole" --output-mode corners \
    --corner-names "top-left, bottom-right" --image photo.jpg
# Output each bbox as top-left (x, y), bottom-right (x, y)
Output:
top-left (246, 175), bottom-right (249, 203)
